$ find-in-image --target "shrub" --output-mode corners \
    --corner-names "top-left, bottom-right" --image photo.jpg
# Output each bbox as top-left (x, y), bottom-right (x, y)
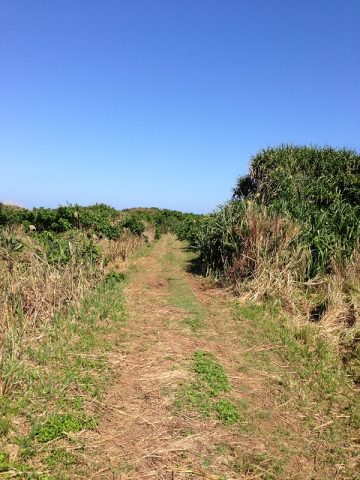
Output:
top-left (192, 201), bottom-right (308, 300)
top-left (37, 231), bottom-right (100, 264)
top-left (234, 145), bottom-right (360, 276)
top-left (121, 216), bottom-right (145, 236)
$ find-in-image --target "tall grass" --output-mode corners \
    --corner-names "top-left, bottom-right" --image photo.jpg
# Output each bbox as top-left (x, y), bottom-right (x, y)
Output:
top-left (192, 202), bottom-right (308, 301)
top-left (0, 224), bottom-right (148, 396)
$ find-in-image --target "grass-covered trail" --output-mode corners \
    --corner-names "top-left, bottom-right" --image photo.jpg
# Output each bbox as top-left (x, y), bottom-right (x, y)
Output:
top-left (78, 235), bottom-right (359, 479)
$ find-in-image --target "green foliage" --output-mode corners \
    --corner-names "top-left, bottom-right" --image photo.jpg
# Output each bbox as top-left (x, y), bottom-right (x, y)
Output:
top-left (123, 207), bottom-right (202, 240)
top-left (192, 146), bottom-right (360, 281)
top-left (171, 214), bottom-right (204, 243)
top-left (0, 204), bottom-right (203, 247)
top-left (0, 229), bottom-right (24, 252)
top-left (38, 231), bottom-right (100, 264)
top-left (0, 202), bottom-right (206, 259)
top-left (121, 215), bottom-right (145, 236)
top-left (0, 203), bottom-right (124, 239)
top-left (32, 413), bottom-right (96, 442)
top-left (233, 302), bottom-right (345, 397)
top-left (234, 145), bottom-right (360, 276)
top-left (193, 351), bottom-right (230, 396)
top-left (176, 350), bottom-right (240, 425)
top-left (0, 451), bottom-right (9, 472)
top-left (104, 270), bottom-right (126, 284)
top-left (46, 448), bottom-right (76, 468)
top-left (0, 416), bottom-right (11, 436)
top-left (176, 384), bottom-right (212, 416)
top-left (0, 204), bottom-right (28, 226)
top-left (214, 399), bottom-right (242, 424)
top-left (189, 201), bottom-right (247, 276)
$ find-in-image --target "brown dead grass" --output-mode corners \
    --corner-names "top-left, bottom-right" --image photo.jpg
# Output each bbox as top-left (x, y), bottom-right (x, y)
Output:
top-left (0, 226), bottom-right (149, 396)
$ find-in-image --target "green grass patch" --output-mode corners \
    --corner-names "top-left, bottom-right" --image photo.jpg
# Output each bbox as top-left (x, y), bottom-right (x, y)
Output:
top-left (193, 350), bottom-right (230, 396)
top-left (230, 300), bottom-right (360, 478)
top-left (214, 399), bottom-right (242, 424)
top-left (46, 448), bottom-right (76, 468)
top-left (0, 451), bottom-right (10, 472)
top-left (32, 413), bottom-right (96, 443)
top-left (0, 269), bottom-right (127, 477)
top-left (167, 277), bottom-right (205, 330)
top-left (233, 301), bottom-right (346, 397)
top-left (160, 236), bottom-right (205, 331)
top-left (176, 350), bottom-right (241, 425)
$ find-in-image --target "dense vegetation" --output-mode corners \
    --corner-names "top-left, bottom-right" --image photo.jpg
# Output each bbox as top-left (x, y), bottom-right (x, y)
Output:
top-left (234, 145), bottom-right (360, 276)
top-left (191, 145), bottom-right (360, 280)
top-left (0, 203), bottom-right (199, 240)
top-left (186, 145), bottom-right (360, 380)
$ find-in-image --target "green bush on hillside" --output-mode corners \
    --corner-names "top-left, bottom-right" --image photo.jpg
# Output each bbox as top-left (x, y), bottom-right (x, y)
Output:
top-left (233, 145), bottom-right (360, 276)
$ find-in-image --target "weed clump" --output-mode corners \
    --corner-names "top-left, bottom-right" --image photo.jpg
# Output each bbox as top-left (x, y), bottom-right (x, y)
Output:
top-left (193, 351), bottom-right (230, 396)
top-left (32, 413), bottom-right (96, 442)
top-left (176, 350), bottom-right (241, 425)
top-left (214, 399), bottom-right (241, 424)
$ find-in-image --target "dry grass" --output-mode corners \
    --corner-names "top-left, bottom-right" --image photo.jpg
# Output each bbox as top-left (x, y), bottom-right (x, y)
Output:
top-left (0, 225), bottom-right (151, 396)
top-left (100, 230), bottom-right (146, 266)
top-left (221, 205), bottom-right (360, 364)
top-left (227, 204), bottom-right (309, 306)
top-left (321, 251), bottom-right (360, 331)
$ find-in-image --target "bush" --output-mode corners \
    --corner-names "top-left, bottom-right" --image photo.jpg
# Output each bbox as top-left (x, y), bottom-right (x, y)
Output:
top-left (0, 204), bottom-right (29, 226)
top-left (0, 203), bottom-right (125, 240)
top-left (234, 145), bottom-right (360, 276)
top-left (192, 201), bottom-right (308, 301)
top-left (37, 231), bottom-right (100, 265)
top-left (121, 216), bottom-right (145, 236)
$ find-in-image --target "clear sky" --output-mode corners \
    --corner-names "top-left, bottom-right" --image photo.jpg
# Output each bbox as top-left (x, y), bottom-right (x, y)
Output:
top-left (1, 1), bottom-right (359, 213)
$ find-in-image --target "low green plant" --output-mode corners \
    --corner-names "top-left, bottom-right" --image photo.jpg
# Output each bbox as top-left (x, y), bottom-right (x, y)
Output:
top-left (214, 399), bottom-right (242, 424)
top-left (32, 413), bottom-right (96, 443)
top-left (46, 448), bottom-right (76, 468)
top-left (0, 416), bottom-right (11, 436)
top-left (176, 350), bottom-right (240, 425)
top-left (38, 231), bottom-right (99, 264)
top-left (0, 451), bottom-right (9, 472)
top-left (0, 230), bottom-right (24, 252)
top-left (104, 270), bottom-right (126, 284)
top-left (193, 351), bottom-right (230, 396)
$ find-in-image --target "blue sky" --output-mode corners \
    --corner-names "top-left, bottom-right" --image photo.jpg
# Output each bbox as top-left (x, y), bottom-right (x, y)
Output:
top-left (1, 1), bottom-right (359, 213)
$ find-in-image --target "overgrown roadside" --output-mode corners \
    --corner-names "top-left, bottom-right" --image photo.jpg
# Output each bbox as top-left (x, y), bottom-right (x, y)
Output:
top-left (79, 235), bottom-right (359, 479)
top-left (0, 234), bottom-right (153, 479)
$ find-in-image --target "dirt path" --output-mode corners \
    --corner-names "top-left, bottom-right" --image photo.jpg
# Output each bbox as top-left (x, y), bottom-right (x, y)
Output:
top-left (81, 235), bottom-right (359, 480)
